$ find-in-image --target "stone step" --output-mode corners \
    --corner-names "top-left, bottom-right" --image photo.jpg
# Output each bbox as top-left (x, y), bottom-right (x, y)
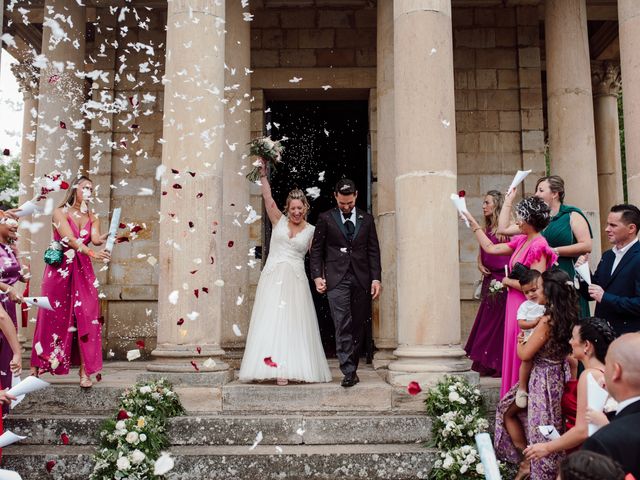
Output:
top-left (5, 413), bottom-right (431, 446)
top-left (2, 444), bottom-right (436, 480)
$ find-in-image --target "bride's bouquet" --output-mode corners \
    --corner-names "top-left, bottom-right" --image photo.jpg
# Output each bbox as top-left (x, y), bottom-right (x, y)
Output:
top-left (245, 136), bottom-right (284, 183)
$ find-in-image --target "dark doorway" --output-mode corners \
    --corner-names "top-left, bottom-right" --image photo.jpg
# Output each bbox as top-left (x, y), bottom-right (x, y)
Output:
top-left (264, 100), bottom-right (369, 357)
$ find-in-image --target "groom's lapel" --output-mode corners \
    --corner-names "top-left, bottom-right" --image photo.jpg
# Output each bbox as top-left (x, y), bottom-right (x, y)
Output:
top-left (352, 208), bottom-right (363, 241)
top-left (331, 209), bottom-right (349, 241)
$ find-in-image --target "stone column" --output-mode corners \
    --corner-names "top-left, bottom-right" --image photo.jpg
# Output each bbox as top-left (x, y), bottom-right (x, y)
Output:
top-left (30, 0), bottom-right (87, 305)
top-left (220, 0), bottom-right (251, 363)
top-left (619, 0), bottom-right (640, 205)
top-left (10, 58), bottom-right (40, 348)
top-left (592, 61), bottom-right (623, 249)
top-left (387, 0), bottom-right (471, 387)
top-left (545, 0), bottom-right (601, 258)
top-left (373, 0), bottom-right (397, 370)
top-left (149, 0), bottom-right (229, 378)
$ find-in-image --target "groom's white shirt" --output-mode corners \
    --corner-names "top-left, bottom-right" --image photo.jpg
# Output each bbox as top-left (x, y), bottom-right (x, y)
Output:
top-left (341, 208), bottom-right (356, 225)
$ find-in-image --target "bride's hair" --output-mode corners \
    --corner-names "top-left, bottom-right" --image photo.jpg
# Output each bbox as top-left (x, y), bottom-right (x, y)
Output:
top-left (284, 189), bottom-right (310, 218)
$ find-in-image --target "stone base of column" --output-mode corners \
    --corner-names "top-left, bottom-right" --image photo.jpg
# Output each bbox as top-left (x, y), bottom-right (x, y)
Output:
top-left (148, 343), bottom-right (231, 384)
top-left (372, 348), bottom-right (396, 370)
top-left (387, 345), bottom-right (476, 387)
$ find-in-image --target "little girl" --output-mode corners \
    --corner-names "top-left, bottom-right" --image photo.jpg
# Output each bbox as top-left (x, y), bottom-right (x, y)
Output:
top-left (515, 269), bottom-right (545, 408)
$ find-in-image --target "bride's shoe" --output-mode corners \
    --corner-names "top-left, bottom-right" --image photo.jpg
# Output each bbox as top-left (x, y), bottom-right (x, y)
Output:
top-left (276, 378), bottom-right (288, 386)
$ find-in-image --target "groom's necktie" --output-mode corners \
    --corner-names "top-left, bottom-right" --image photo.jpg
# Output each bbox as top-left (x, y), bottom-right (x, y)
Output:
top-left (343, 212), bottom-right (355, 240)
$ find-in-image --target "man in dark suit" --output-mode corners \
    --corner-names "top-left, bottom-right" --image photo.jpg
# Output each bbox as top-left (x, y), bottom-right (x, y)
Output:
top-left (582, 333), bottom-right (640, 478)
top-left (310, 179), bottom-right (382, 387)
top-left (576, 204), bottom-right (640, 335)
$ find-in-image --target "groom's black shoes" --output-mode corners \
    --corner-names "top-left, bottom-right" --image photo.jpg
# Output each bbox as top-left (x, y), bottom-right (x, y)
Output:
top-left (341, 373), bottom-right (359, 387)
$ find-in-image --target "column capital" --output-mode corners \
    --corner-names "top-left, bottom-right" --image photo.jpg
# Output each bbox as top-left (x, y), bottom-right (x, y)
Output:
top-left (10, 59), bottom-right (39, 98)
top-left (591, 61), bottom-right (621, 97)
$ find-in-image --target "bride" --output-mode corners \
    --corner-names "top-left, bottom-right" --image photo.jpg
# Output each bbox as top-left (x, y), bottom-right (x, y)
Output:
top-left (238, 160), bottom-right (332, 385)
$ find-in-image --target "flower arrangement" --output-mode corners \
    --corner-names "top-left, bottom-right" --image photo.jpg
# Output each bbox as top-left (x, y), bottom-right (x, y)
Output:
top-left (90, 378), bottom-right (185, 480)
top-left (488, 279), bottom-right (504, 298)
top-left (245, 136), bottom-right (284, 182)
top-left (425, 376), bottom-right (506, 479)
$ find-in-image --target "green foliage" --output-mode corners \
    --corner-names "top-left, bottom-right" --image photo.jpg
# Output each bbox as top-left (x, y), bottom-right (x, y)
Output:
top-left (618, 93), bottom-right (627, 202)
top-left (90, 378), bottom-right (184, 480)
top-left (0, 155), bottom-right (21, 208)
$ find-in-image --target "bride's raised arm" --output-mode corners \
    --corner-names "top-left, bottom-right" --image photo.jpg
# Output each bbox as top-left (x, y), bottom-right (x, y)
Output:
top-left (258, 159), bottom-right (283, 225)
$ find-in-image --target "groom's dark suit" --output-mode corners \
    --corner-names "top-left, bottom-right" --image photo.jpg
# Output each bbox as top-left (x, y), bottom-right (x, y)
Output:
top-left (310, 207), bottom-right (381, 377)
top-left (578, 240), bottom-right (640, 335)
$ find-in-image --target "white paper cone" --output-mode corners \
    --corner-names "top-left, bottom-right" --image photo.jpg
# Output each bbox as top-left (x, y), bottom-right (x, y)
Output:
top-left (0, 469), bottom-right (22, 480)
top-left (10, 375), bottom-right (25, 409)
top-left (575, 263), bottom-right (592, 285)
top-left (507, 169), bottom-right (532, 194)
top-left (475, 433), bottom-right (502, 480)
top-left (0, 431), bottom-right (26, 448)
top-left (22, 297), bottom-right (54, 311)
top-left (538, 425), bottom-right (560, 440)
top-left (587, 372), bottom-right (609, 436)
top-left (450, 194), bottom-right (470, 227)
top-left (6, 375), bottom-right (50, 398)
top-left (104, 208), bottom-right (122, 253)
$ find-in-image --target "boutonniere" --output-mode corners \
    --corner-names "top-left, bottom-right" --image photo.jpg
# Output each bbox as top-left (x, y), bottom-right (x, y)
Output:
top-left (357, 214), bottom-right (364, 220)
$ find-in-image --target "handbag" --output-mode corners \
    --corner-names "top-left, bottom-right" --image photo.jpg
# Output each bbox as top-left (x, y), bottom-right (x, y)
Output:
top-left (508, 262), bottom-right (530, 281)
top-left (44, 240), bottom-right (64, 266)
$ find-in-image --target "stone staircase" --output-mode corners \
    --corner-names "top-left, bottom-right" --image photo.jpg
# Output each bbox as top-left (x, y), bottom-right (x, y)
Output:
top-left (1, 362), bottom-right (499, 479)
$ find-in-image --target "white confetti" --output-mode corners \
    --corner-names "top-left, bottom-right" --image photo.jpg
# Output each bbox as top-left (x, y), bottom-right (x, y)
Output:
top-left (289, 76), bottom-right (303, 83)
top-left (126, 349), bottom-right (141, 361)
top-left (296, 427), bottom-right (305, 436)
top-left (321, 85), bottom-right (332, 90)
top-left (154, 452), bottom-right (175, 476)
top-left (250, 431), bottom-right (263, 450)
top-left (203, 358), bottom-right (216, 369)
top-left (232, 324), bottom-right (242, 336)
top-left (186, 311), bottom-right (200, 321)
top-left (305, 187), bottom-right (321, 200)
top-left (214, 279), bottom-right (225, 287)
top-left (235, 295), bottom-right (244, 306)
top-left (244, 206), bottom-right (261, 224)
top-left (318, 171), bottom-right (325, 181)
top-left (168, 290), bottom-right (179, 304)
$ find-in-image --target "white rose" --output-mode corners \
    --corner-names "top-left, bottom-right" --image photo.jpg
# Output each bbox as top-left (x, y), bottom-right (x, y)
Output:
top-left (442, 455), bottom-right (454, 469)
top-left (116, 456), bottom-right (131, 471)
top-left (139, 433), bottom-right (147, 442)
top-left (457, 396), bottom-right (467, 404)
top-left (115, 420), bottom-right (126, 431)
top-left (476, 463), bottom-right (485, 475)
top-left (139, 386), bottom-right (152, 394)
top-left (130, 449), bottom-right (146, 464)
top-left (460, 465), bottom-right (468, 474)
top-left (125, 431), bottom-right (139, 444)
top-left (448, 391), bottom-right (460, 402)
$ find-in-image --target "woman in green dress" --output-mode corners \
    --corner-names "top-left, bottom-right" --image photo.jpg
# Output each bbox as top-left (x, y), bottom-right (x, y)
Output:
top-left (498, 175), bottom-right (592, 317)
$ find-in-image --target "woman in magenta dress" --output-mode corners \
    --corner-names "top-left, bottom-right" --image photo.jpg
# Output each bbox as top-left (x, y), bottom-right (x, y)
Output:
top-left (465, 190), bottom-right (512, 377)
top-left (464, 194), bottom-right (557, 397)
top-left (30, 176), bottom-right (110, 388)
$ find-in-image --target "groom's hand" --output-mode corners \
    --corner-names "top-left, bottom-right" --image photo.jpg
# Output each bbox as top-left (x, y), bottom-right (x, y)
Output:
top-left (371, 280), bottom-right (381, 300)
top-left (314, 277), bottom-right (327, 294)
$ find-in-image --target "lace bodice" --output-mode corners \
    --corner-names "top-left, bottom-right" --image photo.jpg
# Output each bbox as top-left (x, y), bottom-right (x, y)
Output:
top-left (263, 216), bottom-right (314, 274)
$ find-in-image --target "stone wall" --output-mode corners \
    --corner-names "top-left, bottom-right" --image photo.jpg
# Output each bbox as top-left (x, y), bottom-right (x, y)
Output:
top-left (452, 6), bottom-right (546, 339)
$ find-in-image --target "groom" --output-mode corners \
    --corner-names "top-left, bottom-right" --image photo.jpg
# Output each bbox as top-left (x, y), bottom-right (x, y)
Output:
top-left (310, 179), bottom-right (382, 387)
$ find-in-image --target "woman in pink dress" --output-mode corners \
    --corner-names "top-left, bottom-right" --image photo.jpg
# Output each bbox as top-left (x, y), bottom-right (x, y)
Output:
top-left (464, 194), bottom-right (557, 397)
top-left (30, 176), bottom-right (110, 388)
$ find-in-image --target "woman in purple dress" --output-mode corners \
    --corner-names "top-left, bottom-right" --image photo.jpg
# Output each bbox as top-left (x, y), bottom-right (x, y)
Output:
top-left (30, 177), bottom-right (110, 388)
top-left (465, 190), bottom-right (512, 377)
top-left (494, 268), bottom-right (576, 480)
top-left (0, 216), bottom-right (25, 400)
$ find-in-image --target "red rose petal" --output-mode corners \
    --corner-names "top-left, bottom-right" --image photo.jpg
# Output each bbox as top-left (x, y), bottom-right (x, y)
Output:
top-left (136, 340), bottom-right (145, 349)
top-left (210, 256), bottom-right (215, 264)
top-left (190, 270), bottom-right (198, 275)
top-left (2, 148), bottom-right (9, 156)
top-left (162, 191), bottom-right (167, 196)
top-left (194, 289), bottom-right (199, 298)
top-left (128, 96), bottom-right (137, 106)
top-left (117, 409), bottom-right (129, 420)
top-left (96, 373), bottom-right (102, 382)
top-left (172, 183), bottom-right (182, 189)
top-left (119, 223), bottom-right (127, 229)
top-left (59, 121), bottom-right (67, 129)
top-left (98, 315), bottom-right (105, 325)
top-left (458, 190), bottom-right (466, 198)
top-left (263, 357), bottom-right (278, 368)
top-left (407, 381), bottom-right (422, 396)
top-left (196, 346), bottom-right (201, 354)
top-left (188, 171), bottom-right (196, 177)
top-left (60, 181), bottom-right (69, 190)
top-left (177, 318), bottom-right (184, 326)
top-left (202, 287), bottom-right (209, 294)
top-left (190, 360), bottom-right (200, 372)
top-left (196, 192), bottom-right (203, 198)
top-left (61, 432), bottom-right (69, 445)
top-left (80, 333), bottom-right (89, 343)
top-left (131, 124), bottom-right (139, 129)
top-left (228, 241), bottom-right (234, 248)
top-left (46, 460), bottom-right (56, 472)
top-left (188, 221), bottom-right (194, 229)
top-left (116, 236), bottom-right (129, 243)
top-left (131, 226), bottom-right (143, 233)
top-left (48, 74), bottom-right (60, 83)
top-left (171, 168), bottom-right (180, 174)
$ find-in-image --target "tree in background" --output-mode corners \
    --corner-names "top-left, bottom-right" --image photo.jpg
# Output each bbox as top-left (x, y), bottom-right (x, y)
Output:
top-left (0, 153), bottom-right (22, 208)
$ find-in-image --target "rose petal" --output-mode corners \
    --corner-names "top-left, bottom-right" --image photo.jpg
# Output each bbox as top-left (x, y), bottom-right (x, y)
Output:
top-left (196, 346), bottom-right (201, 354)
top-left (172, 183), bottom-right (182, 189)
top-left (136, 339), bottom-right (145, 349)
top-left (177, 318), bottom-right (184, 326)
top-left (117, 409), bottom-right (129, 420)
top-left (46, 460), bottom-right (56, 472)
top-left (59, 121), bottom-right (67, 129)
top-left (96, 373), bottom-right (102, 382)
top-left (263, 357), bottom-right (278, 368)
top-left (80, 334), bottom-right (89, 343)
top-left (2, 149), bottom-right (9, 156)
top-left (188, 171), bottom-right (196, 177)
top-left (190, 360), bottom-right (199, 372)
top-left (194, 289), bottom-right (199, 298)
top-left (196, 192), bottom-right (203, 198)
top-left (61, 432), bottom-right (69, 445)
top-left (407, 381), bottom-right (422, 396)
top-left (458, 190), bottom-right (466, 198)
top-left (228, 241), bottom-right (234, 248)
top-left (154, 452), bottom-right (175, 476)
top-left (202, 287), bottom-right (209, 294)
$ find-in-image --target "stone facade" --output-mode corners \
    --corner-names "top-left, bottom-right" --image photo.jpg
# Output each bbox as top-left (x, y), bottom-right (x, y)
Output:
top-left (2, 0), bottom-right (625, 378)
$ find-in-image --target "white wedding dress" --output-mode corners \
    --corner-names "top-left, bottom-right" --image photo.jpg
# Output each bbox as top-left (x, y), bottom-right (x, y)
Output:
top-left (238, 216), bottom-right (332, 383)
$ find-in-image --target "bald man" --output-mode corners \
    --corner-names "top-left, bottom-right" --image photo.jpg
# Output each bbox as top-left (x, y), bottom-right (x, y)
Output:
top-left (582, 333), bottom-right (640, 478)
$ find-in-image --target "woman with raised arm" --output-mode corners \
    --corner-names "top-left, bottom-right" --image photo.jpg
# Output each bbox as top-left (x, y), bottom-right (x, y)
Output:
top-left (498, 176), bottom-right (592, 316)
top-left (30, 176), bottom-right (110, 388)
top-left (238, 160), bottom-right (331, 385)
